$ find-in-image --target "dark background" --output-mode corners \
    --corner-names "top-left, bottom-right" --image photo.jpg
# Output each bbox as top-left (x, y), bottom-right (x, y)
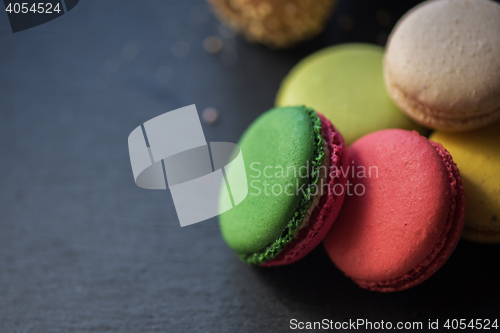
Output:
top-left (1, 1), bottom-right (499, 332)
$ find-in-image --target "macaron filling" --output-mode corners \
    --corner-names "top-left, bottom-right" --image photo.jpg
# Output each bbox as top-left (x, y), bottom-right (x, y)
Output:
top-left (297, 139), bottom-right (331, 232)
top-left (462, 225), bottom-right (500, 243)
top-left (355, 141), bottom-right (464, 291)
top-left (238, 107), bottom-right (325, 265)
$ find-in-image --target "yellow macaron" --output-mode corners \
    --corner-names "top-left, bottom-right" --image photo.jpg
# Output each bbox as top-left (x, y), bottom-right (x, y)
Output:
top-left (430, 121), bottom-right (500, 243)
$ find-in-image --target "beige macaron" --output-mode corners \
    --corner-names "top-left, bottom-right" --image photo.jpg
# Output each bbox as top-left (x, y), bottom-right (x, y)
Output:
top-left (384, 0), bottom-right (500, 132)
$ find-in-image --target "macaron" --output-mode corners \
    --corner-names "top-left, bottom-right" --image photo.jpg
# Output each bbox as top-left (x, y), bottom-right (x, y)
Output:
top-left (219, 105), bottom-right (348, 266)
top-left (276, 43), bottom-right (426, 146)
top-left (323, 129), bottom-right (465, 292)
top-left (207, 0), bottom-right (336, 48)
top-left (431, 121), bottom-right (500, 243)
top-left (384, 0), bottom-right (500, 132)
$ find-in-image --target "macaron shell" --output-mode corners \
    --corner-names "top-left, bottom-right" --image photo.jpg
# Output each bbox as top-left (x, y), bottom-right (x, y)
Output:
top-left (323, 130), bottom-right (464, 291)
top-left (261, 113), bottom-right (348, 266)
top-left (384, 0), bottom-right (500, 131)
top-left (430, 121), bottom-right (500, 243)
top-left (276, 43), bottom-right (426, 145)
top-left (219, 106), bottom-right (323, 261)
top-left (355, 141), bottom-right (465, 292)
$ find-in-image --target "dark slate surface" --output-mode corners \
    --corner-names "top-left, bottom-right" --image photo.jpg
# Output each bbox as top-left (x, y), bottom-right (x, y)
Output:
top-left (0, 1), bottom-right (499, 332)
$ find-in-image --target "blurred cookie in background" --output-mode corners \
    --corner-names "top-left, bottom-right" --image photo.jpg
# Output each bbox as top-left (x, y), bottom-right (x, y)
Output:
top-left (207, 0), bottom-right (337, 48)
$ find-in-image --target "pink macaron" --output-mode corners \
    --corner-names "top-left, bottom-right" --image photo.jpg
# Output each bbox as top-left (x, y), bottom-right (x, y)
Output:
top-left (323, 129), bottom-right (465, 292)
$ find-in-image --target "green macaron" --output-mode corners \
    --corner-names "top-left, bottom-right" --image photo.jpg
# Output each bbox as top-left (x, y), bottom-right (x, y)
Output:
top-left (276, 43), bottom-right (427, 145)
top-left (219, 106), bottom-right (328, 265)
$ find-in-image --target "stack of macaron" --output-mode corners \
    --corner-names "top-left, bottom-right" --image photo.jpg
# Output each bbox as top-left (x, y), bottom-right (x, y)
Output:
top-left (218, 0), bottom-right (500, 292)
top-left (382, 0), bottom-right (500, 245)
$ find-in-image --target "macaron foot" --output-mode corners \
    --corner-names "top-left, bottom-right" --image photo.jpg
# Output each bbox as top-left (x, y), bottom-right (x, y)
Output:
top-left (385, 77), bottom-right (500, 132)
